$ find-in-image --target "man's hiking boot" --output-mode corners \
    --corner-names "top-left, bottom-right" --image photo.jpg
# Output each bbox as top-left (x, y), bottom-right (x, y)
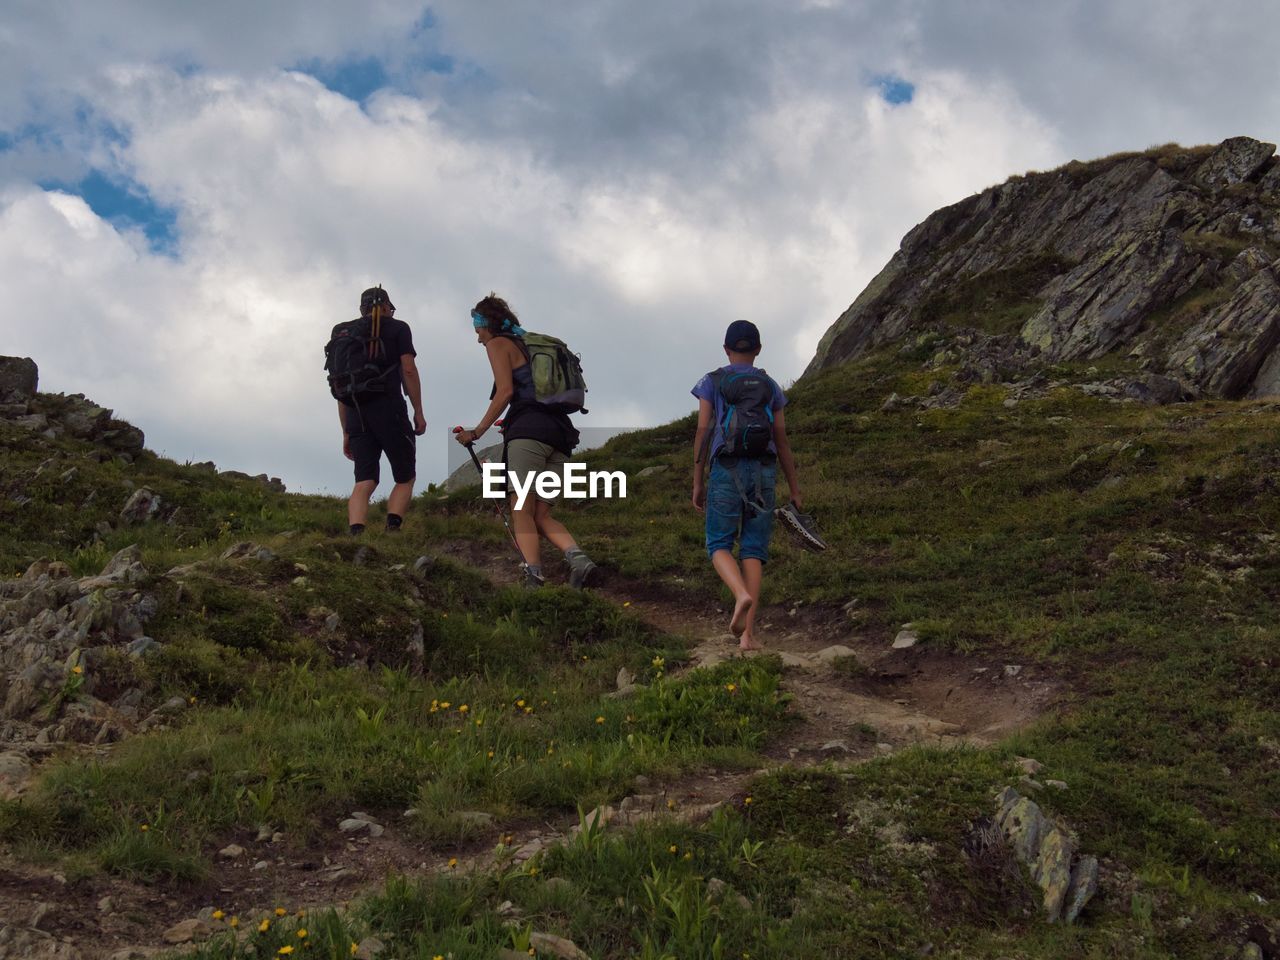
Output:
top-left (775, 502), bottom-right (827, 552)
top-left (568, 555), bottom-right (600, 590)
top-left (521, 566), bottom-right (546, 590)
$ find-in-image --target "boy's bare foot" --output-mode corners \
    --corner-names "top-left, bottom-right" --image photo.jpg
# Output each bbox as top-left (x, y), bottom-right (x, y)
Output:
top-left (739, 635), bottom-right (764, 652)
top-left (729, 594), bottom-right (755, 637)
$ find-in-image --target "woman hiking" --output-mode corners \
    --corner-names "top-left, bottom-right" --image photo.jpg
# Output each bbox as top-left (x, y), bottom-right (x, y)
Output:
top-left (453, 294), bottom-right (600, 589)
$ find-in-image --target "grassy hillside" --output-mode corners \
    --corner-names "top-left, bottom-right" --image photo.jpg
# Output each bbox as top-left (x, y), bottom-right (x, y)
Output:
top-left (564, 344), bottom-right (1280, 953)
top-left (2, 340), bottom-right (1279, 958)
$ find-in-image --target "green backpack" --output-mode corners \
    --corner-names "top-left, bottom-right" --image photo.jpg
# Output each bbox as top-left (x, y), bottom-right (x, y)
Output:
top-left (514, 332), bottom-right (589, 414)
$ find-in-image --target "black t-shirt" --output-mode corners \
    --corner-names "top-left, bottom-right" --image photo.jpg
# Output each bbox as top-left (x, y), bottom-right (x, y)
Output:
top-left (332, 315), bottom-right (416, 402)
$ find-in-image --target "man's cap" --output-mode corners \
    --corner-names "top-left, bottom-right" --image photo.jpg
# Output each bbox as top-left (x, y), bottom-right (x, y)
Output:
top-left (724, 320), bottom-right (761, 351)
top-left (360, 286), bottom-right (394, 310)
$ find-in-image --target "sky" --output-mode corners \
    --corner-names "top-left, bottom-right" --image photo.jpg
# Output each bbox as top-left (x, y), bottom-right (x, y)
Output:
top-left (2, 1), bottom-right (1278, 493)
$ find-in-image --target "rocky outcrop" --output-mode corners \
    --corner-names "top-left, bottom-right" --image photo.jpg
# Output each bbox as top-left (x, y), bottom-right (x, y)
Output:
top-left (1169, 259), bottom-right (1280, 397)
top-left (994, 785), bottom-right (1097, 923)
top-left (0, 546), bottom-right (155, 730)
top-left (806, 138), bottom-right (1280, 399)
top-left (0, 359), bottom-right (146, 458)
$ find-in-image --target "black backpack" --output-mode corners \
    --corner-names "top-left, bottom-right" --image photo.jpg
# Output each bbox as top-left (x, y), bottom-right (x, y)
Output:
top-left (324, 311), bottom-right (397, 403)
top-left (709, 368), bottom-right (776, 459)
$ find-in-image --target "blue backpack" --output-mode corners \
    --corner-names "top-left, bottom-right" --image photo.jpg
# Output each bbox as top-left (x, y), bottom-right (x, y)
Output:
top-left (709, 367), bottom-right (775, 459)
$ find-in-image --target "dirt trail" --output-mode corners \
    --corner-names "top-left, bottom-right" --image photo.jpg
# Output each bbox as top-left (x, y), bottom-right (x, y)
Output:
top-left (0, 544), bottom-right (1061, 959)
top-left (453, 540), bottom-right (1059, 761)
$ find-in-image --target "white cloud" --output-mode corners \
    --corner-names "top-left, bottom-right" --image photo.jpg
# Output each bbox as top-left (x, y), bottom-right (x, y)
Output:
top-left (1, 57), bottom-right (1060, 492)
top-left (1, 1), bottom-right (1274, 494)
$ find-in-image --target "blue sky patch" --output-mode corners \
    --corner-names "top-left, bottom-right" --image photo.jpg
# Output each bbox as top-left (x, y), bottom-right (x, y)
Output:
top-left (871, 73), bottom-right (915, 105)
top-left (295, 55), bottom-right (391, 103)
top-left (39, 169), bottom-right (179, 254)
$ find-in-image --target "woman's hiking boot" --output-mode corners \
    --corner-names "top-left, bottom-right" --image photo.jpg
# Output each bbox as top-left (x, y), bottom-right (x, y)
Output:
top-left (568, 555), bottom-right (600, 590)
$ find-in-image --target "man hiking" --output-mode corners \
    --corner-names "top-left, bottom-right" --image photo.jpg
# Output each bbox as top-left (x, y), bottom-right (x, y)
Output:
top-left (453, 293), bottom-right (599, 589)
top-left (327, 285), bottom-right (426, 535)
top-left (691, 320), bottom-right (802, 651)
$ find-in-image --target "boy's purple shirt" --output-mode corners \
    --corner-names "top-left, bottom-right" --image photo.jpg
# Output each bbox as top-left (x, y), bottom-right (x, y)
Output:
top-left (691, 362), bottom-right (787, 460)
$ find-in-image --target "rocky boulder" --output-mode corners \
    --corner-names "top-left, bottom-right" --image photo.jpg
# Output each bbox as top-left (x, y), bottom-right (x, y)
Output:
top-left (994, 785), bottom-right (1097, 923)
top-left (120, 488), bottom-right (162, 526)
top-left (1193, 136), bottom-right (1276, 190)
top-left (0, 357), bottom-right (37, 405)
top-left (444, 442), bottom-right (505, 492)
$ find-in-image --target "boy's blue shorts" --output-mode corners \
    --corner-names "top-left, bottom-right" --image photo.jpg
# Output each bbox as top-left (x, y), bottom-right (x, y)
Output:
top-left (705, 458), bottom-right (777, 562)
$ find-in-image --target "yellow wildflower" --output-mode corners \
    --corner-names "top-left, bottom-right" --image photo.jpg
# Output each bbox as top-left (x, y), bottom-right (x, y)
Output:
top-left (278, 948), bottom-right (294, 956)
top-left (229, 917), bottom-right (239, 929)
top-left (684, 852), bottom-right (693, 861)
top-left (523, 707), bottom-right (532, 715)
top-left (259, 919), bottom-right (271, 933)
top-left (595, 716), bottom-right (605, 724)
top-left (458, 704), bottom-right (469, 714)
top-left (440, 701), bottom-right (451, 709)
top-left (669, 845), bottom-right (678, 854)
top-left (448, 857), bottom-right (458, 869)
top-left (475, 718), bottom-right (483, 727)
top-left (516, 699), bottom-right (525, 708)
top-left (487, 750), bottom-right (495, 759)
top-left (350, 945), bottom-right (358, 957)
top-left (297, 928), bottom-right (308, 938)
top-left (623, 601), bottom-right (632, 607)
top-left (212, 909), bottom-right (224, 920)
top-left (726, 683), bottom-right (737, 693)
top-left (139, 824), bottom-right (149, 832)
top-left (744, 796), bottom-right (753, 806)
top-left (72, 665), bottom-right (83, 675)
top-left (275, 907), bottom-right (287, 917)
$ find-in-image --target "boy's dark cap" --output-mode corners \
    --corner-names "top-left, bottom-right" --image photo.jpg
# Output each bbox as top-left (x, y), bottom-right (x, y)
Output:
top-left (360, 286), bottom-right (394, 310)
top-left (724, 320), bottom-right (761, 351)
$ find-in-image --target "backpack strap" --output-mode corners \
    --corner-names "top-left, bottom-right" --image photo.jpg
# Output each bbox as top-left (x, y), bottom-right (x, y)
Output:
top-left (696, 369), bottom-right (724, 465)
top-left (729, 458), bottom-right (770, 518)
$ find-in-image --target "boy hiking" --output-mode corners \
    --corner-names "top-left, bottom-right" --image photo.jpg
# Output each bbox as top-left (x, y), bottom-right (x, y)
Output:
top-left (325, 286), bottom-right (426, 535)
top-left (692, 320), bottom-right (801, 650)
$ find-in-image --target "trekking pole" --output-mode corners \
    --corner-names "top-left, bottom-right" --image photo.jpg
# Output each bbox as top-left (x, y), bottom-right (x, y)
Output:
top-left (452, 426), bottom-right (524, 564)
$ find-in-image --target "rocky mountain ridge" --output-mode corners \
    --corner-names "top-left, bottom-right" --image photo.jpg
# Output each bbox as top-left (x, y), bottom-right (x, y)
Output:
top-left (807, 136), bottom-right (1280, 399)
